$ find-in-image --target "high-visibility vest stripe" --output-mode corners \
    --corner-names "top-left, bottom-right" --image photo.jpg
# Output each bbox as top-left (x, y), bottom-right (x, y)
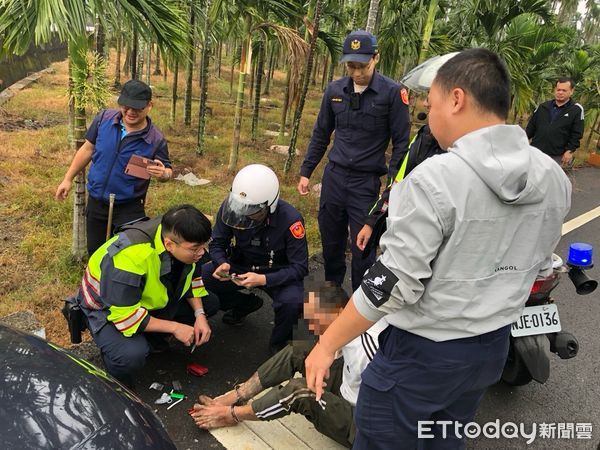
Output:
top-left (81, 279), bottom-right (103, 310)
top-left (191, 277), bottom-right (204, 289)
top-left (114, 308), bottom-right (148, 332)
top-left (84, 268), bottom-right (100, 295)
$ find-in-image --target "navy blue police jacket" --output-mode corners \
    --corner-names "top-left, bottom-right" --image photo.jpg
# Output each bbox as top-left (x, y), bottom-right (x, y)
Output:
top-left (85, 109), bottom-right (171, 204)
top-left (209, 199), bottom-right (309, 287)
top-left (300, 71), bottom-right (410, 179)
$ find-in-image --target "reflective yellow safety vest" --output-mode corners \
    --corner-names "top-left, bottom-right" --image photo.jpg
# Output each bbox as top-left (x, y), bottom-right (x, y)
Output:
top-left (80, 217), bottom-right (207, 336)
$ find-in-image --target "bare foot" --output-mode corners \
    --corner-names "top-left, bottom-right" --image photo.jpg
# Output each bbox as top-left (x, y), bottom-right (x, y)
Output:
top-left (197, 389), bottom-right (237, 406)
top-left (191, 405), bottom-right (237, 429)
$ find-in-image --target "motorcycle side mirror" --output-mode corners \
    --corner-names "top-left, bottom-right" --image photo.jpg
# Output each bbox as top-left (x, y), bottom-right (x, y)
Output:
top-left (568, 267), bottom-right (598, 295)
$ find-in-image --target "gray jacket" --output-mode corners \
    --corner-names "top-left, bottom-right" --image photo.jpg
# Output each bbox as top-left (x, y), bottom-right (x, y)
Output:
top-left (354, 124), bottom-right (571, 341)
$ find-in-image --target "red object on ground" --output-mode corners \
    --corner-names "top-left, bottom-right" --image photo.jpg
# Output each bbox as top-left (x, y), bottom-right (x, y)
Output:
top-left (187, 362), bottom-right (209, 377)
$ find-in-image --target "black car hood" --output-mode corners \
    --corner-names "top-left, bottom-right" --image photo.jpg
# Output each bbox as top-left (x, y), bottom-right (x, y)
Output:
top-left (0, 325), bottom-right (176, 449)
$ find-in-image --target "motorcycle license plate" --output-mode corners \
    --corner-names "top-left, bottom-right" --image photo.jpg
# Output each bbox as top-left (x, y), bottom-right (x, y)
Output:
top-left (511, 304), bottom-right (561, 337)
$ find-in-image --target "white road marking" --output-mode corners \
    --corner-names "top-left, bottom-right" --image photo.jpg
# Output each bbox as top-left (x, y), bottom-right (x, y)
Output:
top-left (562, 206), bottom-right (600, 236)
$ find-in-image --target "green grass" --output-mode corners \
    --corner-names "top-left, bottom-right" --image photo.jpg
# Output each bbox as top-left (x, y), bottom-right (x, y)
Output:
top-left (0, 55), bottom-right (335, 344)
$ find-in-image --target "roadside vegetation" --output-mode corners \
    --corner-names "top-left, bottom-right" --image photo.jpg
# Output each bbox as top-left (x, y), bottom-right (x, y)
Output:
top-left (0, 0), bottom-right (598, 346)
top-left (0, 56), bottom-right (324, 346)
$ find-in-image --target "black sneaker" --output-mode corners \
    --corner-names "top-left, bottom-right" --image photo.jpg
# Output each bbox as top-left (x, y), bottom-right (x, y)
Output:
top-left (222, 310), bottom-right (246, 327)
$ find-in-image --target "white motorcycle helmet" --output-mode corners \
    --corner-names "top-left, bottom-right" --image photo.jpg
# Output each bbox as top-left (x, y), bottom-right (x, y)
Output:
top-left (221, 164), bottom-right (280, 229)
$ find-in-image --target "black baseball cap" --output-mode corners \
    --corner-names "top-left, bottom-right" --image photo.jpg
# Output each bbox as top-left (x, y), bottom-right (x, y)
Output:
top-left (118, 79), bottom-right (152, 109)
top-left (340, 30), bottom-right (378, 64)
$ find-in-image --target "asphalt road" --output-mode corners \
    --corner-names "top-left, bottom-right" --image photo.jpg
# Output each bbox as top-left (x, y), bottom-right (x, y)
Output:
top-left (135, 166), bottom-right (600, 450)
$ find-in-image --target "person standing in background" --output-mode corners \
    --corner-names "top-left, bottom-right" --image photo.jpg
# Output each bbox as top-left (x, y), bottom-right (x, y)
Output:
top-left (56, 79), bottom-right (172, 255)
top-left (526, 77), bottom-right (584, 167)
top-left (297, 30), bottom-right (409, 292)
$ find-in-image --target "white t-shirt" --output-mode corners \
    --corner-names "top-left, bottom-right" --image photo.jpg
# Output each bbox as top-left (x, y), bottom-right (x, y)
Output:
top-left (339, 318), bottom-right (388, 405)
top-left (353, 82), bottom-right (368, 94)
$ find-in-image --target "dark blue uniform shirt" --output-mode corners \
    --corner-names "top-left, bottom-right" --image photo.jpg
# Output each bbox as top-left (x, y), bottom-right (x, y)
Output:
top-left (85, 109), bottom-right (171, 204)
top-left (209, 199), bottom-right (309, 287)
top-left (300, 72), bottom-right (410, 179)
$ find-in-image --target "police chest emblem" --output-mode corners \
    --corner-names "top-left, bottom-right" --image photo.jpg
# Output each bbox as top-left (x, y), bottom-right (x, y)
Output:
top-left (289, 221), bottom-right (305, 239)
top-left (331, 96), bottom-right (343, 103)
top-left (351, 40), bottom-right (361, 50)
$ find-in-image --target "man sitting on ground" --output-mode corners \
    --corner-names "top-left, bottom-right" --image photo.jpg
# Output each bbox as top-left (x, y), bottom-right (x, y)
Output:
top-left (190, 282), bottom-right (387, 448)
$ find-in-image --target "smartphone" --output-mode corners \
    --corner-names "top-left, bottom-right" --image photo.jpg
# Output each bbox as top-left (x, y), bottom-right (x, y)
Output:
top-left (216, 272), bottom-right (241, 281)
top-left (124, 154), bottom-right (158, 180)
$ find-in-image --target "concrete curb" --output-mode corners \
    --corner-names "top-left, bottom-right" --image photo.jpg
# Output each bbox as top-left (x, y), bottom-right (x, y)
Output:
top-left (0, 67), bottom-right (55, 107)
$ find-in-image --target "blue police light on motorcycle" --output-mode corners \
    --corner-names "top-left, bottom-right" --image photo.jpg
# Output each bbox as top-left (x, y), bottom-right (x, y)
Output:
top-left (567, 243), bottom-right (593, 268)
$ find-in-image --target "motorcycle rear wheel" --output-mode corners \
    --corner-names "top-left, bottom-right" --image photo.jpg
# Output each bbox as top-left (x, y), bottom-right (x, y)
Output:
top-left (501, 345), bottom-right (533, 386)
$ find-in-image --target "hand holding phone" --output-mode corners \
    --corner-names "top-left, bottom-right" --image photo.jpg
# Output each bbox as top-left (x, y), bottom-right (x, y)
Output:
top-left (216, 272), bottom-right (241, 281)
top-left (212, 262), bottom-right (232, 281)
top-left (124, 154), bottom-right (158, 180)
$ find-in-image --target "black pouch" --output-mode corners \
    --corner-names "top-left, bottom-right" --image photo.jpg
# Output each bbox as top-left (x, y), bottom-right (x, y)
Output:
top-left (61, 294), bottom-right (87, 344)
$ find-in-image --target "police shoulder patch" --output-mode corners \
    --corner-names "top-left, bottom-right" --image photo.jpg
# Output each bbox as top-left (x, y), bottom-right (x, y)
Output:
top-left (360, 260), bottom-right (399, 307)
top-left (400, 88), bottom-right (409, 105)
top-left (289, 221), bottom-right (305, 239)
top-left (331, 96), bottom-right (343, 103)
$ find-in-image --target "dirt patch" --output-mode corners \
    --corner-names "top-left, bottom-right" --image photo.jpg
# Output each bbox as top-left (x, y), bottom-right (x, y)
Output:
top-left (0, 108), bottom-right (64, 132)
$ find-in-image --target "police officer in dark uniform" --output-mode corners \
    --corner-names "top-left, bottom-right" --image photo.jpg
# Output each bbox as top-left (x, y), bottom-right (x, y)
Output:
top-left (202, 164), bottom-right (309, 353)
top-left (357, 118), bottom-right (445, 257)
top-left (297, 30), bottom-right (410, 292)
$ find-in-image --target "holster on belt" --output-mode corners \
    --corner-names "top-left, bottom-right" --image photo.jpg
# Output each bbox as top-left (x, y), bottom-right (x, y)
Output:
top-left (61, 294), bottom-right (87, 344)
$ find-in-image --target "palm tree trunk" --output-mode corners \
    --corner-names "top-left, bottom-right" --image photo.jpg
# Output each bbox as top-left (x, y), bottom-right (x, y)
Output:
top-left (321, 54), bottom-right (329, 90)
top-left (95, 19), bottom-right (106, 60)
top-left (184, 8), bottom-right (196, 126)
top-left (137, 40), bottom-right (145, 81)
top-left (72, 106), bottom-right (88, 260)
top-left (215, 43), bottom-right (222, 77)
top-left (68, 40), bottom-right (87, 260)
top-left (113, 30), bottom-right (122, 88)
top-left (171, 60), bottom-right (179, 123)
top-left (196, 0), bottom-right (213, 156)
top-left (417, 0), bottom-right (439, 64)
top-left (228, 29), bottom-right (253, 172)
top-left (163, 58), bottom-right (168, 82)
top-left (131, 29), bottom-right (139, 79)
top-left (585, 110), bottom-right (599, 152)
top-left (311, 52), bottom-right (319, 85)
top-left (123, 43), bottom-right (131, 77)
top-left (305, 0), bottom-right (316, 41)
top-left (285, 0), bottom-right (322, 172)
top-left (145, 42), bottom-right (151, 84)
top-left (365, 0), bottom-right (380, 33)
top-left (248, 55), bottom-right (255, 101)
top-left (251, 38), bottom-right (265, 142)
top-left (277, 68), bottom-right (292, 144)
top-left (153, 45), bottom-right (162, 75)
top-left (263, 43), bottom-right (275, 95)
top-left (229, 43), bottom-right (236, 97)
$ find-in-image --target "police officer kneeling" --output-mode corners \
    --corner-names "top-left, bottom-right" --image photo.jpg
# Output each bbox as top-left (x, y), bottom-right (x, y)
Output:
top-left (202, 164), bottom-right (309, 354)
top-left (75, 205), bottom-right (214, 387)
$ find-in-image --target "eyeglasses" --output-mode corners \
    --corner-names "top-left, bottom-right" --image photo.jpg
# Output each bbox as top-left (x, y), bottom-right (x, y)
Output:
top-left (120, 104), bottom-right (149, 113)
top-left (170, 238), bottom-right (208, 255)
top-left (346, 60), bottom-right (373, 73)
